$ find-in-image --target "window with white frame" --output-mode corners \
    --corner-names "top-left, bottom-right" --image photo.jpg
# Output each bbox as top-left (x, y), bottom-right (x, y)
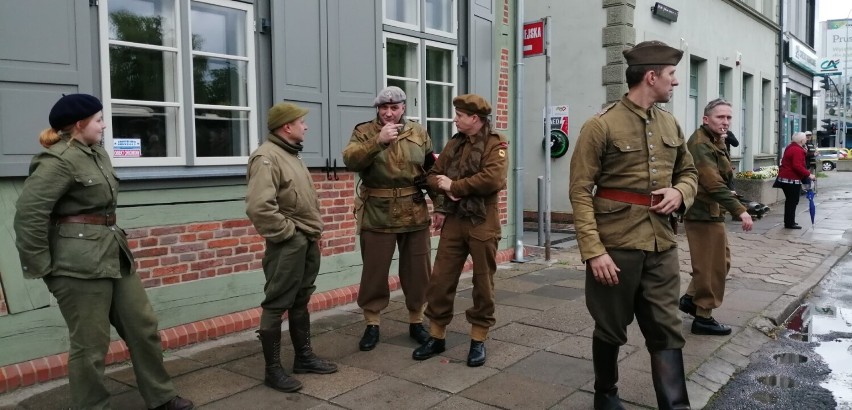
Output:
top-left (383, 0), bottom-right (456, 152)
top-left (99, 0), bottom-right (256, 167)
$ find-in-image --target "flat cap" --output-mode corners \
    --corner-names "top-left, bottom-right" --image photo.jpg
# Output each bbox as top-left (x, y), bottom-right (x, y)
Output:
top-left (623, 41), bottom-right (683, 66)
top-left (49, 94), bottom-right (103, 130)
top-left (804, 130), bottom-right (813, 135)
top-left (268, 102), bottom-right (308, 130)
top-left (373, 86), bottom-right (406, 107)
top-left (452, 94), bottom-right (491, 118)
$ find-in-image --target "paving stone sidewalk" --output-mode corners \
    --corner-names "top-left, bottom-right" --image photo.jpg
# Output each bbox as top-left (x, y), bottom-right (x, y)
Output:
top-left (3, 174), bottom-right (851, 409)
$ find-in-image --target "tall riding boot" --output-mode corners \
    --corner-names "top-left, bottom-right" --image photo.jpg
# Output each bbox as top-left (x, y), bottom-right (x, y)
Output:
top-left (649, 349), bottom-right (691, 410)
top-left (592, 338), bottom-right (625, 410)
top-left (256, 325), bottom-right (302, 392)
top-left (288, 309), bottom-right (339, 374)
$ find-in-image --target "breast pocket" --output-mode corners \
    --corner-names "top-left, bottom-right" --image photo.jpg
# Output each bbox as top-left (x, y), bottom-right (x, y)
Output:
top-left (610, 139), bottom-right (643, 155)
top-left (51, 224), bottom-right (109, 275)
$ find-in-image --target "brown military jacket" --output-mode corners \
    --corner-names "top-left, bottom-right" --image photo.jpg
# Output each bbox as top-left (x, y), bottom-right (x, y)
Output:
top-left (569, 95), bottom-right (698, 262)
top-left (246, 134), bottom-right (323, 242)
top-left (342, 118), bottom-right (434, 233)
top-left (684, 126), bottom-right (746, 222)
top-left (427, 130), bottom-right (508, 238)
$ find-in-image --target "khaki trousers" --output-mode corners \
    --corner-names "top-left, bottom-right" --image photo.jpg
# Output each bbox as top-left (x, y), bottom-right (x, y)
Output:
top-left (357, 229), bottom-right (431, 324)
top-left (44, 274), bottom-right (177, 410)
top-left (425, 213), bottom-right (499, 333)
top-left (585, 248), bottom-right (685, 351)
top-left (684, 220), bottom-right (730, 317)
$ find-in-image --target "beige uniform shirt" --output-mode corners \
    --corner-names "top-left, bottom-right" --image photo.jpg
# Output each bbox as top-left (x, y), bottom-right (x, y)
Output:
top-left (569, 96), bottom-right (698, 261)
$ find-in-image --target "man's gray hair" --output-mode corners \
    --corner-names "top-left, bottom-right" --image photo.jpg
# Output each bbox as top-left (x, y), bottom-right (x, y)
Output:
top-left (703, 98), bottom-right (732, 116)
top-left (791, 132), bottom-right (807, 144)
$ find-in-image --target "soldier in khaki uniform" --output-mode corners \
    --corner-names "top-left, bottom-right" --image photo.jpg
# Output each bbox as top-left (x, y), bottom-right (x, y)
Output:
top-left (680, 99), bottom-right (753, 336)
top-left (412, 94), bottom-right (508, 367)
top-left (568, 42), bottom-right (698, 409)
top-left (14, 94), bottom-right (193, 410)
top-left (342, 86), bottom-right (435, 351)
top-left (246, 102), bottom-right (338, 394)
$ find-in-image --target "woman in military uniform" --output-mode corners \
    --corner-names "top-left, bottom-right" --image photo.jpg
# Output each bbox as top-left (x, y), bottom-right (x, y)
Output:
top-left (14, 94), bottom-right (192, 410)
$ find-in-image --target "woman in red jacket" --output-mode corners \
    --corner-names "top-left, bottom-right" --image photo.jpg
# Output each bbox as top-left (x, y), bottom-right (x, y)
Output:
top-left (775, 132), bottom-right (815, 229)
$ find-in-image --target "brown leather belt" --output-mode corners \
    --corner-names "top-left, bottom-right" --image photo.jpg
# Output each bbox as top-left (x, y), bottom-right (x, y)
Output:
top-left (596, 188), bottom-right (663, 207)
top-left (363, 186), bottom-right (419, 198)
top-left (55, 214), bottom-right (117, 226)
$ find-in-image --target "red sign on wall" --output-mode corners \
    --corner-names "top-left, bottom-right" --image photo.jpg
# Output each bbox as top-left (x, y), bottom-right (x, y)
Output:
top-left (523, 19), bottom-right (545, 58)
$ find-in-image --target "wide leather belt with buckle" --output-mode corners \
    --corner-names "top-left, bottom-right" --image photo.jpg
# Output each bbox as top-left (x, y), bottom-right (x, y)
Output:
top-left (55, 214), bottom-right (117, 226)
top-left (596, 188), bottom-right (663, 207)
top-left (363, 186), bottom-right (419, 198)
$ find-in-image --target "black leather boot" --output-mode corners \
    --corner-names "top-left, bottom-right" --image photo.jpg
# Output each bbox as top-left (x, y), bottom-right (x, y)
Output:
top-left (691, 316), bottom-right (732, 336)
top-left (288, 309), bottom-right (338, 374)
top-left (467, 340), bottom-right (486, 367)
top-left (650, 349), bottom-right (691, 410)
top-left (412, 337), bottom-right (446, 360)
top-left (359, 325), bottom-right (380, 351)
top-left (151, 396), bottom-right (194, 410)
top-left (592, 338), bottom-right (625, 410)
top-left (409, 323), bottom-right (429, 344)
top-left (256, 326), bottom-right (303, 393)
top-left (678, 294), bottom-right (696, 317)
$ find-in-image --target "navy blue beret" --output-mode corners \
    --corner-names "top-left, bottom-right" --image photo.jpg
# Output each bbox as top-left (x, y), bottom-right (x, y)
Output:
top-left (49, 94), bottom-right (103, 130)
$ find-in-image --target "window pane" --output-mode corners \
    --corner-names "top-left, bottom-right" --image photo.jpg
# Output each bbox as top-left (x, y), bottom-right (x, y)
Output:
top-left (388, 79), bottom-right (418, 110)
top-left (193, 57), bottom-right (247, 106)
top-left (109, 45), bottom-right (177, 102)
top-left (195, 109), bottom-right (250, 157)
top-left (386, 0), bottom-right (418, 26)
top-left (191, 2), bottom-right (246, 56)
top-left (111, 105), bottom-right (180, 157)
top-left (108, 0), bottom-right (176, 47)
top-left (426, 47), bottom-right (452, 82)
top-left (426, 84), bottom-right (452, 118)
top-left (425, 0), bottom-right (452, 32)
top-left (387, 40), bottom-right (418, 78)
top-left (427, 121), bottom-right (453, 153)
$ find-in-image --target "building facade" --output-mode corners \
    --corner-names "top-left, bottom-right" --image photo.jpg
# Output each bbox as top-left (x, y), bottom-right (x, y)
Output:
top-left (0, 0), bottom-right (520, 391)
top-left (521, 0), bottom-right (784, 214)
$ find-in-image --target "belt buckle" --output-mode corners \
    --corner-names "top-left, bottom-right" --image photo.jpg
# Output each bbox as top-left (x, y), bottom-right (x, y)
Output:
top-left (650, 194), bottom-right (662, 206)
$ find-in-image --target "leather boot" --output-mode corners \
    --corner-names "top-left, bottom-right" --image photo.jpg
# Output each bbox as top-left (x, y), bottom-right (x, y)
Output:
top-left (409, 323), bottom-right (430, 344)
top-left (691, 316), bottom-right (732, 336)
top-left (412, 337), bottom-right (446, 360)
top-left (467, 340), bottom-right (486, 367)
top-left (288, 309), bottom-right (338, 374)
top-left (678, 294), bottom-right (696, 317)
top-left (359, 325), bottom-right (380, 351)
top-left (256, 326), bottom-right (302, 393)
top-left (649, 349), bottom-right (691, 410)
top-left (592, 338), bottom-right (625, 410)
top-left (151, 396), bottom-right (194, 410)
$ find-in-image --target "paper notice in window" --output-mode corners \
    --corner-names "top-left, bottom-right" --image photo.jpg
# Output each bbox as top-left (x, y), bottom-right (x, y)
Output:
top-left (114, 138), bottom-right (142, 158)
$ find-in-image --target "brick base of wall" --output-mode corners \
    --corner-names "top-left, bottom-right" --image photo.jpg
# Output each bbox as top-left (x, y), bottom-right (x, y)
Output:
top-left (0, 248), bottom-right (519, 394)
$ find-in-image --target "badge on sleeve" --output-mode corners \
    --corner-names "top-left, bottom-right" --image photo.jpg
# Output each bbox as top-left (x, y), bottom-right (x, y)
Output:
top-left (498, 141), bottom-right (508, 158)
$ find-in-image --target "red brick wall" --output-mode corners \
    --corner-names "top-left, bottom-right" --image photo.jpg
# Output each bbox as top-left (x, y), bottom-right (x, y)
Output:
top-left (496, 48), bottom-right (510, 130)
top-left (502, 0), bottom-right (510, 25)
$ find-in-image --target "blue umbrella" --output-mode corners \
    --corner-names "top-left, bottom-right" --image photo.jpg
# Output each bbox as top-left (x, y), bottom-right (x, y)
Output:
top-left (806, 188), bottom-right (816, 225)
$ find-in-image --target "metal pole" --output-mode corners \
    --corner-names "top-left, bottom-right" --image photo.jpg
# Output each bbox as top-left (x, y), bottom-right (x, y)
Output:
top-left (844, 12), bottom-right (851, 149)
top-left (512, 0), bottom-right (526, 263)
top-left (776, 0), bottom-right (785, 166)
top-left (543, 16), bottom-right (552, 261)
top-left (537, 176), bottom-right (544, 246)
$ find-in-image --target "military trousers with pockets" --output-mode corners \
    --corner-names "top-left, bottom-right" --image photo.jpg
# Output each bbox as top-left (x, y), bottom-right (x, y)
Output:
top-left (357, 229), bottom-right (430, 324)
top-left (44, 274), bottom-right (178, 410)
top-left (684, 220), bottom-right (730, 316)
top-left (260, 230), bottom-right (320, 328)
top-left (585, 248), bottom-right (685, 351)
top-left (425, 210), bottom-right (499, 337)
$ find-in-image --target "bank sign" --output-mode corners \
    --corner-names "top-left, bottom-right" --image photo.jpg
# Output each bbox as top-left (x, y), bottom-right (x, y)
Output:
top-left (823, 19), bottom-right (852, 75)
top-left (788, 36), bottom-right (818, 74)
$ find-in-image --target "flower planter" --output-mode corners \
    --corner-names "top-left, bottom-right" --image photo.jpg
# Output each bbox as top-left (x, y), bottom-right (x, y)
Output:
top-left (837, 160), bottom-right (852, 172)
top-left (732, 178), bottom-right (784, 206)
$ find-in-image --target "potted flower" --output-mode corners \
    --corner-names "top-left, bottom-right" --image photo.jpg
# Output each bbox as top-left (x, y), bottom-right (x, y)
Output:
top-left (732, 166), bottom-right (784, 205)
top-left (836, 152), bottom-right (852, 172)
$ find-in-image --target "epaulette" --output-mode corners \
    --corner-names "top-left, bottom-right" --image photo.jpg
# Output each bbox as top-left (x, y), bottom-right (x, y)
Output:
top-left (353, 119), bottom-right (373, 129)
top-left (596, 102), bottom-right (617, 117)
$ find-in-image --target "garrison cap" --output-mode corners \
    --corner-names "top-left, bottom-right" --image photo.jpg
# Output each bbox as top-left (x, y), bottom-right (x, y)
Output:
top-left (622, 41), bottom-right (683, 66)
top-left (373, 86), bottom-right (406, 107)
top-left (452, 94), bottom-right (491, 118)
top-left (267, 102), bottom-right (308, 131)
top-left (49, 94), bottom-right (103, 130)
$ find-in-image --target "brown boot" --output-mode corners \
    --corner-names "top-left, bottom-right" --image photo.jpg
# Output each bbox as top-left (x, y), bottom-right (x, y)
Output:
top-left (288, 309), bottom-right (338, 374)
top-left (257, 326), bottom-right (303, 392)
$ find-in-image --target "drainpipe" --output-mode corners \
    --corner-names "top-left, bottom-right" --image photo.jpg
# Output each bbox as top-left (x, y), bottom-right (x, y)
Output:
top-left (512, 0), bottom-right (526, 262)
top-left (776, 0), bottom-right (785, 166)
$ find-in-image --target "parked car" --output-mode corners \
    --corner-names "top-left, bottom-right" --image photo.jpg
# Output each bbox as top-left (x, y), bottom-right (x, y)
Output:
top-left (816, 148), bottom-right (847, 171)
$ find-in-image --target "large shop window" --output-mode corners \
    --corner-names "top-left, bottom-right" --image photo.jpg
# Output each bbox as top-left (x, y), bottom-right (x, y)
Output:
top-left (383, 0), bottom-right (457, 152)
top-left (99, 0), bottom-right (256, 167)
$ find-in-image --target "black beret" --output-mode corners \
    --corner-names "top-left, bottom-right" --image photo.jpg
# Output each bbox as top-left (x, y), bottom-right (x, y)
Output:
top-left (623, 41), bottom-right (683, 66)
top-left (49, 94), bottom-right (103, 130)
top-left (452, 94), bottom-right (491, 117)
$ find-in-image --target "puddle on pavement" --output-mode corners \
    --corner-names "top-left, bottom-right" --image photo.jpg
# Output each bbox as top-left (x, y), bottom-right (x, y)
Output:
top-left (757, 375), bottom-right (796, 388)
top-left (785, 303), bottom-right (852, 407)
top-left (773, 353), bottom-right (808, 364)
